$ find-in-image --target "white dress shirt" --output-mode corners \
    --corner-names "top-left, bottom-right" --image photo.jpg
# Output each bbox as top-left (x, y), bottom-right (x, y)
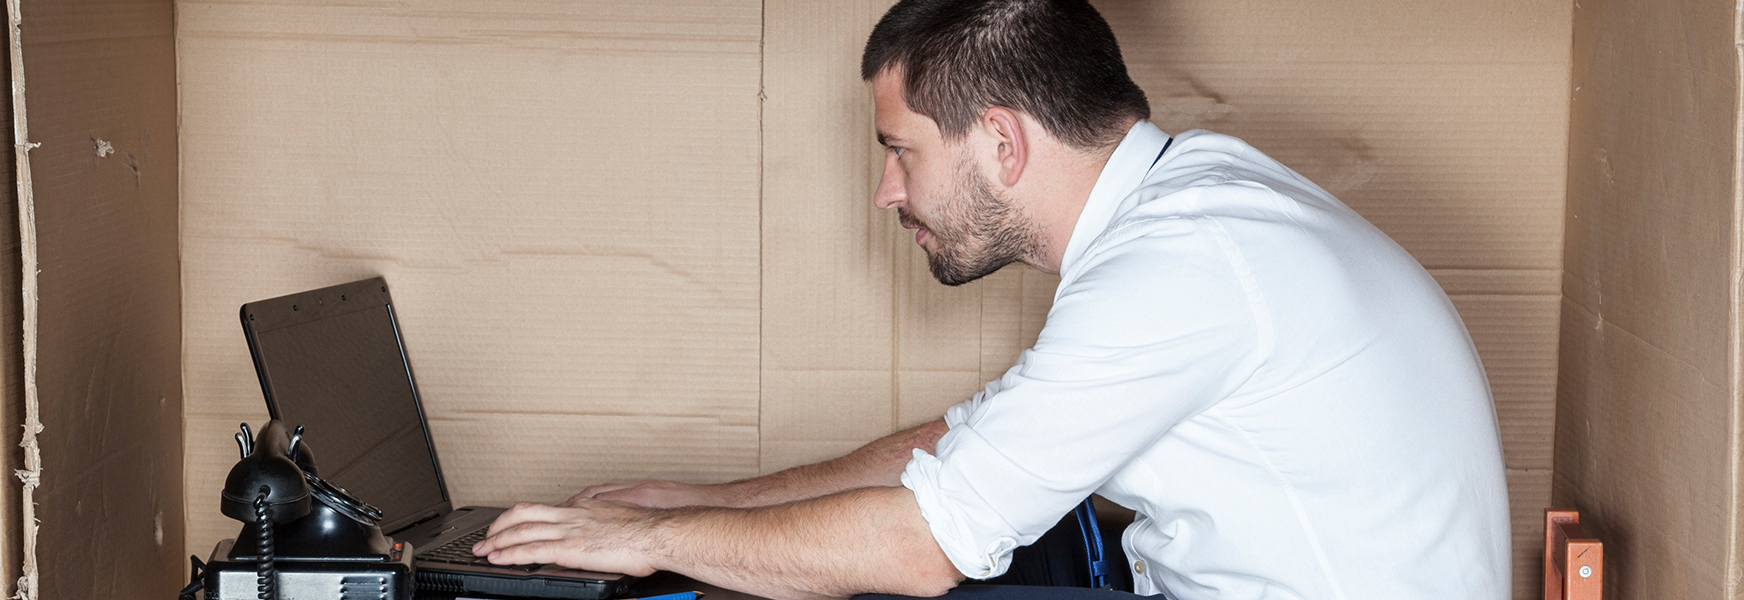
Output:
top-left (901, 122), bottom-right (1511, 599)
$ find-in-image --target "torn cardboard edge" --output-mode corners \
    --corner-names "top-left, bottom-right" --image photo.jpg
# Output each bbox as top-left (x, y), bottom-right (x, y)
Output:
top-left (4, 0), bottom-right (37, 598)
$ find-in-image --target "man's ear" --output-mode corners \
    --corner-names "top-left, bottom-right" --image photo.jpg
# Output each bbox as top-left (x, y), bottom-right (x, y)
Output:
top-left (983, 107), bottom-right (1027, 187)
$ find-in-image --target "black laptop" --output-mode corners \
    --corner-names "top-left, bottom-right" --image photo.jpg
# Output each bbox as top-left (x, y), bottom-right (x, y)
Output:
top-left (240, 276), bottom-right (637, 599)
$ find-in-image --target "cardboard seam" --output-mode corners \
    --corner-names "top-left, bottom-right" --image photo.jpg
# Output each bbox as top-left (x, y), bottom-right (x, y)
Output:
top-left (174, 1), bottom-right (194, 559)
top-left (2, 0), bottom-right (35, 598)
top-left (1728, 0), bottom-right (1744, 594)
top-left (756, 0), bottom-right (766, 474)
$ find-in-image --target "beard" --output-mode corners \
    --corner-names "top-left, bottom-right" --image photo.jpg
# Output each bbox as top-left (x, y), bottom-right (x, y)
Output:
top-left (900, 155), bottom-right (1042, 286)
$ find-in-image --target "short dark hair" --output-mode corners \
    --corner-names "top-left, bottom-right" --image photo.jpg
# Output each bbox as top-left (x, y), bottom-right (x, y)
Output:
top-left (861, 0), bottom-right (1150, 150)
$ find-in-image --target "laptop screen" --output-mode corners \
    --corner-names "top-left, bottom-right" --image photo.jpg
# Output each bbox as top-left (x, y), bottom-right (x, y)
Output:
top-left (244, 280), bottom-right (449, 534)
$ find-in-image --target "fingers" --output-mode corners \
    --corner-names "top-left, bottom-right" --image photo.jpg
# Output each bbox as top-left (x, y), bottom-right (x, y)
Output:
top-left (468, 500), bottom-right (661, 578)
top-left (484, 538), bottom-right (564, 567)
top-left (482, 502), bottom-right (570, 541)
top-left (487, 539), bottom-right (658, 578)
top-left (475, 519), bottom-right (571, 557)
top-left (475, 499), bottom-right (641, 556)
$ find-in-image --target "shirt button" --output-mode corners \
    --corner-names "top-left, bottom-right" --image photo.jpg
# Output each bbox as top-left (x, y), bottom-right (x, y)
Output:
top-left (1133, 559), bottom-right (1146, 574)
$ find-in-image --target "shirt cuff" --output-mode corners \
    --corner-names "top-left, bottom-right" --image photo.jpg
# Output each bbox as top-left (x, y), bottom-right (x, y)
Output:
top-left (901, 447), bottom-right (1020, 579)
top-left (943, 391), bottom-right (984, 429)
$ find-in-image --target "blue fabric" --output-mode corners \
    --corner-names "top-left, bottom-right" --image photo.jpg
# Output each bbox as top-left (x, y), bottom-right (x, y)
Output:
top-left (857, 585), bottom-right (1150, 600)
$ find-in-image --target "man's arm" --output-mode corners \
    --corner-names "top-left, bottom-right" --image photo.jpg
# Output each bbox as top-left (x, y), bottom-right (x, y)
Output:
top-left (473, 486), bottom-right (963, 600)
top-left (576, 419), bottom-right (948, 508)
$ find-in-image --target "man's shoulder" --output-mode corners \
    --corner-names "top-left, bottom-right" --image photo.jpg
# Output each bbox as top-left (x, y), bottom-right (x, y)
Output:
top-left (1097, 130), bottom-right (1355, 241)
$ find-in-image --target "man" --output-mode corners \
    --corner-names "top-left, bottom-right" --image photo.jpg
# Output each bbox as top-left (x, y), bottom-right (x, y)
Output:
top-left (473, 0), bottom-right (1512, 598)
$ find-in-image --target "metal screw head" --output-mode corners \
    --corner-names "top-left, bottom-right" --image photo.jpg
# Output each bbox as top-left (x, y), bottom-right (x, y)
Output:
top-left (1579, 565), bottom-right (1592, 578)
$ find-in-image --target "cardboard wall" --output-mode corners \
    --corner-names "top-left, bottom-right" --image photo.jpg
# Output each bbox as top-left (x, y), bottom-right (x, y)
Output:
top-left (1556, 0), bottom-right (1744, 597)
top-left (175, 1), bottom-right (1570, 598)
top-left (176, 0), bottom-right (769, 564)
top-left (14, 0), bottom-right (185, 597)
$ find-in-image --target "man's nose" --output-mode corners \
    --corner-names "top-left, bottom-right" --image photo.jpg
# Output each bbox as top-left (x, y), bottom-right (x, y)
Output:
top-left (873, 152), bottom-right (906, 210)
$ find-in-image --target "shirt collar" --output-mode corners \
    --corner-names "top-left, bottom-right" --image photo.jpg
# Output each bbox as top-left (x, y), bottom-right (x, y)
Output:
top-left (1057, 121), bottom-right (1171, 277)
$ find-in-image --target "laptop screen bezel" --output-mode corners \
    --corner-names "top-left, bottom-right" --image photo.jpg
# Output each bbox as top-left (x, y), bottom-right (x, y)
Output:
top-left (239, 276), bottom-right (454, 534)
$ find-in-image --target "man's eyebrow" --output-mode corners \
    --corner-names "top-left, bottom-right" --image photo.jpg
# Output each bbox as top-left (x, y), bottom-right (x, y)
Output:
top-left (876, 131), bottom-right (903, 147)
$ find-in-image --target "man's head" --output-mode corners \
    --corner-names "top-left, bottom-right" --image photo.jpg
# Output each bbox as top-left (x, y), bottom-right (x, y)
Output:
top-left (864, 0), bottom-right (1149, 285)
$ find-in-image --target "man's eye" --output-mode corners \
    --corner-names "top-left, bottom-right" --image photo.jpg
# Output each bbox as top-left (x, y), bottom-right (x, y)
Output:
top-left (891, 147), bottom-right (906, 158)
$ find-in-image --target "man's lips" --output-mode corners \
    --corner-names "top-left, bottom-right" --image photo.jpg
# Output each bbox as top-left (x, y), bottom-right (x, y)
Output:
top-left (898, 211), bottom-right (931, 247)
top-left (906, 211), bottom-right (934, 247)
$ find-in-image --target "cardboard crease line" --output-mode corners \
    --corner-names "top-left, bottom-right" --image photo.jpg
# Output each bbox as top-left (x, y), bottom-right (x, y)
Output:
top-left (1728, 0), bottom-right (1744, 594)
top-left (755, 0), bottom-right (766, 474)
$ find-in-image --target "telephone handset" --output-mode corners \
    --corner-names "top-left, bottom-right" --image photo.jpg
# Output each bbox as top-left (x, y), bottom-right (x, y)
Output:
top-left (187, 420), bottom-right (415, 600)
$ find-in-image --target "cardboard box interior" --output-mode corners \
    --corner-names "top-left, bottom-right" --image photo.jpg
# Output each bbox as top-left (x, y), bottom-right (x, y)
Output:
top-left (0, 0), bottom-right (1736, 598)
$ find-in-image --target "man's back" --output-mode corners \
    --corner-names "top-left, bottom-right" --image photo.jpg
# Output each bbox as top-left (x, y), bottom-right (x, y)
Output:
top-left (905, 125), bottom-right (1510, 599)
top-left (1111, 129), bottom-right (1508, 598)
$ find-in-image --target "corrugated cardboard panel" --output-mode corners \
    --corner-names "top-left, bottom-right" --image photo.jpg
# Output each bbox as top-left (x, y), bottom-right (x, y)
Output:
top-left (759, 0), bottom-right (900, 473)
top-left (16, 0), bottom-right (183, 597)
top-left (178, 0), bottom-right (763, 558)
top-left (1556, 301), bottom-right (1731, 597)
top-left (893, 239), bottom-right (985, 421)
top-left (1101, 0), bottom-right (1571, 272)
top-left (1506, 468), bottom-right (1552, 600)
top-left (431, 414), bottom-right (757, 504)
top-left (974, 268), bottom-right (1057, 389)
top-left (1557, 0), bottom-right (1741, 595)
top-left (1453, 295), bottom-right (1560, 471)
top-left (895, 264), bottom-right (1055, 433)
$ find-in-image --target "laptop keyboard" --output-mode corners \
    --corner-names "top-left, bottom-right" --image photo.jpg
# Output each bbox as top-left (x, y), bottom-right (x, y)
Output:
top-left (419, 528), bottom-right (541, 572)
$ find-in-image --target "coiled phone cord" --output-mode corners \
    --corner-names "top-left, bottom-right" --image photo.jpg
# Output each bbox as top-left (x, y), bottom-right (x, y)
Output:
top-left (253, 486), bottom-right (275, 600)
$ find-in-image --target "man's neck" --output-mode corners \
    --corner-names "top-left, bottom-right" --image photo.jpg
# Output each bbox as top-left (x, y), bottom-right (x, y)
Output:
top-left (1019, 139), bottom-right (1125, 275)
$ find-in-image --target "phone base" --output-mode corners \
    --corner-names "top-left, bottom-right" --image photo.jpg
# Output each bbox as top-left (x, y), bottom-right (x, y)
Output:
top-left (203, 538), bottom-right (415, 600)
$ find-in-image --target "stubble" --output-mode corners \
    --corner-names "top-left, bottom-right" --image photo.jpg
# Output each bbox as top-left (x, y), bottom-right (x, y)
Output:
top-left (902, 154), bottom-right (1043, 286)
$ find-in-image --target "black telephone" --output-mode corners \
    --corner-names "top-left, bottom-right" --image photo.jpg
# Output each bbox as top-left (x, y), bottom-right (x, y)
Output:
top-left (181, 420), bottom-right (415, 600)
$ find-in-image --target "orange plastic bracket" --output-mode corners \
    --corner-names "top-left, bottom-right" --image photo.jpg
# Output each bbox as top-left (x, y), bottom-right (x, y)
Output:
top-left (1543, 509), bottom-right (1602, 600)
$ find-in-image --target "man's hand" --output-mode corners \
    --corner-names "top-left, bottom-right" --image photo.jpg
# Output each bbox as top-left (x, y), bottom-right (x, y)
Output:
top-left (568, 480), bottom-right (728, 509)
top-left (473, 499), bottom-right (662, 576)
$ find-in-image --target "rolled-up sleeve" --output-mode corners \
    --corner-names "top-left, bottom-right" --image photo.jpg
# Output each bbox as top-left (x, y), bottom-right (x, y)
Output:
top-left (901, 210), bottom-right (1270, 579)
